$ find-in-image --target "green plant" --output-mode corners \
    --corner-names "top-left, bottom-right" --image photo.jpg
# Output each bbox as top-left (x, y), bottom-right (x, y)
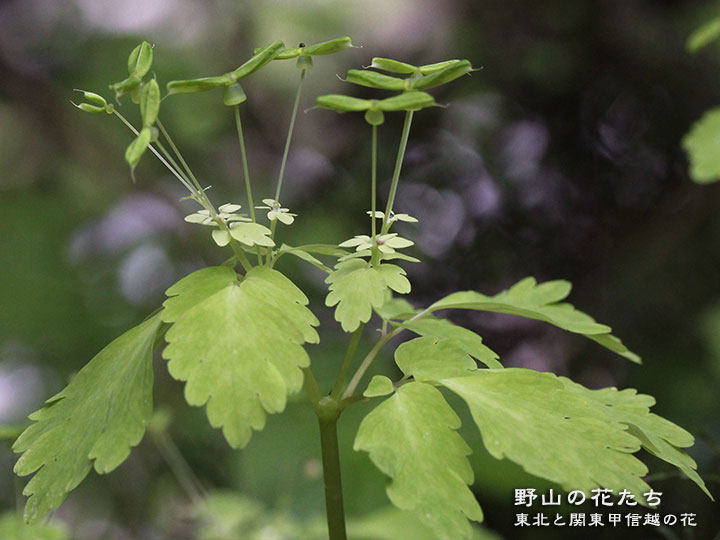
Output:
top-left (11, 38), bottom-right (713, 540)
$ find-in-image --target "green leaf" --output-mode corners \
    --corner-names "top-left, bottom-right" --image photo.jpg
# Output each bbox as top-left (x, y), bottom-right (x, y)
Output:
top-left (375, 295), bottom-right (418, 320)
top-left (687, 17), bottom-right (720, 52)
top-left (377, 92), bottom-right (437, 112)
top-left (316, 95), bottom-right (374, 112)
top-left (230, 40), bottom-right (285, 80)
top-left (0, 425), bottom-right (26, 442)
top-left (302, 36), bottom-right (353, 56)
top-left (682, 107), bottom-right (720, 184)
top-left (0, 513), bottom-right (68, 540)
top-left (363, 375), bottom-right (395, 397)
top-left (125, 126), bottom-right (152, 170)
top-left (162, 266), bottom-right (238, 322)
top-left (325, 260), bottom-right (410, 332)
top-left (428, 277), bottom-right (640, 362)
top-left (557, 377), bottom-right (713, 499)
top-left (140, 79), bottom-right (160, 128)
top-left (399, 319), bottom-right (502, 369)
top-left (354, 382), bottom-right (483, 539)
top-left (345, 69), bottom-right (407, 91)
top-left (162, 266), bottom-right (319, 448)
top-left (440, 369), bottom-right (653, 501)
top-left (167, 74), bottom-right (236, 95)
top-left (127, 41), bottom-right (153, 77)
top-left (395, 337), bottom-right (479, 381)
top-left (223, 83), bottom-right (247, 106)
top-left (276, 245), bottom-right (332, 273)
top-left (228, 222), bottom-right (275, 247)
top-left (13, 314), bottom-right (163, 523)
top-left (410, 60), bottom-right (473, 90)
top-left (370, 57), bottom-right (419, 74)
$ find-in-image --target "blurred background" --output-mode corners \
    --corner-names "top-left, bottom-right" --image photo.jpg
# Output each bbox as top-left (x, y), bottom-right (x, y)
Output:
top-left (1, 0), bottom-right (719, 538)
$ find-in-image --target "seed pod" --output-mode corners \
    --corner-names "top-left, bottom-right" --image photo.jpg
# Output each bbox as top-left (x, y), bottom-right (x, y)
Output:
top-left (369, 57), bottom-right (419, 74)
top-left (140, 79), bottom-right (160, 128)
top-left (315, 95), bottom-right (374, 112)
top-left (377, 91), bottom-right (436, 111)
top-left (125, 126), bottom-right (152, 170)
top-left (410, 60), bottom-right (472, 90)
top-left (229, 40), bottom-right (285, 80)
top-left (344, 70), bottom-right (406, 91)
top-left (127, 41), bottom-right (153, 78)
top-left (302, 36), bottom-right (353, 56)
top-left (418, 59), bottom-right (464, 74)
top-left (73, 102), bottom-right (106, 114)
top-left (223, 83), bottom-right (247, 106)
top-left (167, 74), bottom-right (235, 95)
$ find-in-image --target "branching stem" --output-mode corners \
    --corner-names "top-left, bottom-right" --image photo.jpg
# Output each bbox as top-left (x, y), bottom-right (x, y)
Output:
top-left (331, 325), bottom-right (364, 399)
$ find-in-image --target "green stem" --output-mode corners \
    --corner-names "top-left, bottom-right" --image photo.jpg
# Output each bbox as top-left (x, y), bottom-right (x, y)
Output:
top-left (370, 125), bottom-right (381, 267)
top-left (156, 118), bottom-right (205, 195)
top-left (273, 69), bottom-right (306, 203)
top-left (316, 398), bottom-right (347, 540)
top-left (303, 366), bottom-right (323, 406)
top-left (331, 325), bottom-right (364, 399)
top-left (381, 110), bottom-right (414, 235)
top-left (233, 105), bottom-right (256, 222)
top-left (151, 430), bottom-right (204, 504)
top-left (341, 327), bottom-right (403, 400)
top-left (113, 111), bottom-right (196, 195)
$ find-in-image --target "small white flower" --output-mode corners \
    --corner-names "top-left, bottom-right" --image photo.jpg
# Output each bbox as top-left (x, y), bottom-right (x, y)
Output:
top-left (185, 203), bottom-right (250, 227)
top-left (338, 233), bottom-right (414, 254)
top-left (256, 198), bottom-right (296, 225)
top-left (367, 210), bottom-right (418, 224)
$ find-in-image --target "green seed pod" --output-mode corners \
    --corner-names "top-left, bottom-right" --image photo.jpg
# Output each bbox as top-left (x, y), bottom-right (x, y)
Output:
top-left (223, 83), bottom-right (247, 106)
top-left (73, 102), bottom-right (106, 114)
top-left (418, 59), bottom-right (464, 74)
top-left (140, 79), bottom-right (160, 128)
top-left (344, 69), bottom-right (406, 91)
top-left (410, 60), bottom-right (472, 90)
top-left (75, 90), bottom-right (107, 107)
top-left (166, 74), bottom-right (235, 95)
top-left (369, 57), bottom-right (419, 74)
top-left (149, 126), bottom-right (160, 142)
top-left (296, 55), bottom-right (314, 70)
top-left (315, 94), bottom-right (374, 112)
top-left (377, 91), bottom-right (436, 111)
top-left (364, 109), bottom-right (384, 126)
top-left (127, 41), bottom-right (153, 78)
top-left (302, 36), bottom-right (353, 56)
top-left (230, 40), bottom-right (285, 80)
top-left (125, 126), bottom-right (152, 169)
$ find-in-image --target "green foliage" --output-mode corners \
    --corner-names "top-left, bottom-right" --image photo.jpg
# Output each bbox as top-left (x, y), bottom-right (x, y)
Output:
top-left (683, 107), bottom-right (720, 184)
top-left (0, 513), bottom-right (68, 540)
top-left (325, 260), bottom-right (410, 332)
top-left (13, 37), bottom-right (711, 538)
top-left (355, 382), bottom-right (484, 540)
top-left (428, 277), bottom-right (641, 363)
top-left (13, 314), bottom-right (163, 522)
top-left (162, 266), bottom-right (319, 448)
top-left (687, 16), bottom-right (720, 52)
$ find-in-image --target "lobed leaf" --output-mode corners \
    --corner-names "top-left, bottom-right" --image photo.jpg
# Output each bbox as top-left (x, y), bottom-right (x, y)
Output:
top-left (428, 277), bottom-right (640, 362)
top-left (354, 382), bottom-right (483, 540)
top-left (13, 314), bottom-right (163, 523)
top-left (395, 337), bottom-right (479, 381)
top-left (398, 319), bottom-right (501, 369)
top-left (162, 266), bottom-right (319, 448)
top-left (440, 369), bottom-right (652, 501)
top-left (325, 260), bottom-right (410, 332)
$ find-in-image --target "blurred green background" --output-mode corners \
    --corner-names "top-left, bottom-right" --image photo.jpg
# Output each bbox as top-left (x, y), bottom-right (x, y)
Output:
top-left (1, 0), bottom-right (719, 538)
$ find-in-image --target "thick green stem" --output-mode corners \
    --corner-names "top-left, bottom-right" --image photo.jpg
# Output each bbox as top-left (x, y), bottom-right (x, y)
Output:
top-left (274, 69), bottom-right (306, 203)
top-left (233, 105), bottom-right (256, 222)
top-left (316, 397), bottom-right (347, 540)
top-left (381, 110), bottom-right (414, 235)
top-left (331, 324), bottom-right (364, 399)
